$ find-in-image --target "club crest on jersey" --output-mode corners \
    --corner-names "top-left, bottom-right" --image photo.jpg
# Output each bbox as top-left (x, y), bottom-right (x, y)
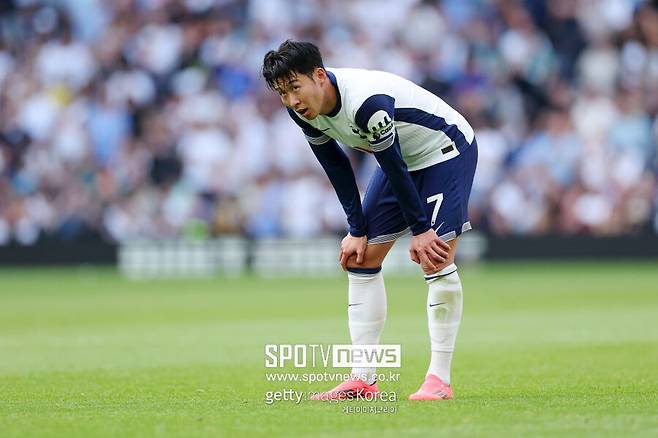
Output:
top-left (349, 124), bottom-right (368, 139)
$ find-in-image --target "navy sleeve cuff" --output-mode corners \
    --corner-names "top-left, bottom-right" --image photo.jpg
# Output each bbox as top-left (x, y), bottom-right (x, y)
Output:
top-left (349, 227), bottom-right (367, 238)
top-left (410, 223), bottom-right (432, 236)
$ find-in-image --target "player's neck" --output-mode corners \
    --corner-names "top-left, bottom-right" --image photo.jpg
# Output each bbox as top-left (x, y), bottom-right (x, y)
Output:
top-left (320, 80), bottom-right (338, 116)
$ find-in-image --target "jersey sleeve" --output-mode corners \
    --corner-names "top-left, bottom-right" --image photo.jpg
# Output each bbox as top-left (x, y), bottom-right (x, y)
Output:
top-left (355, 95), bottom-right (431, 236)
top-left (309, 140), bottom-right (367, 237)
top-left (286, 108), bottom-right (332, 145)
top-left (354, 94), bottom-right (396, 151)
top-left (286, 109), bottom-right (366, 236)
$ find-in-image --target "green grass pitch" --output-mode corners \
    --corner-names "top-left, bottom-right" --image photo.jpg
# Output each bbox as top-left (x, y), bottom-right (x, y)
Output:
top-left (1, 262), bottom-right (657, 437)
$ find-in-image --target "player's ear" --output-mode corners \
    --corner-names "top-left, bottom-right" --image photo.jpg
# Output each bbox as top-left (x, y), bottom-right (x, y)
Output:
top-left (314, 67), bottom-right (327, 82)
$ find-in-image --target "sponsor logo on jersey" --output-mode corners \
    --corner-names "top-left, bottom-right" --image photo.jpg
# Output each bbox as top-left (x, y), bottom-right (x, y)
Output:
top-left (368, 112), bottom-right (393, 141)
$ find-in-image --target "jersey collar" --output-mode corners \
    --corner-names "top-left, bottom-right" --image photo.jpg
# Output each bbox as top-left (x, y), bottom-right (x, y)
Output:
top-left (325, 70), bottom-right (342, 117)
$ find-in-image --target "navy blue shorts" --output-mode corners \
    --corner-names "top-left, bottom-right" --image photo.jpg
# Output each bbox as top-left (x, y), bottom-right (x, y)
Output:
top-left (363, 139), bottom-right (478, 243)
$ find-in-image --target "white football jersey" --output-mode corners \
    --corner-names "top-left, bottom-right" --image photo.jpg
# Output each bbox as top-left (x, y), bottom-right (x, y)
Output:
top-left (291, 67), bottom-right (475, 171)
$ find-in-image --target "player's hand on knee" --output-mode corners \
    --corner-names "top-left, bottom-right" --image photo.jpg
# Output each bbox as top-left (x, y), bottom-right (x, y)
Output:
top-left (409, 229), bottom-right (450, 266)
top-left (416, 250), bottom-right (437, 273)
top-left (339, 233), bottom-right (367, 271)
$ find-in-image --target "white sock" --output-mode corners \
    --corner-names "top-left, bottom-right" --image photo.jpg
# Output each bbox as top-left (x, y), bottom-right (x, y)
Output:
top-left (424, 263), bottom-right (463, 385)
top-left (347, 269), bottom-right (387, 385)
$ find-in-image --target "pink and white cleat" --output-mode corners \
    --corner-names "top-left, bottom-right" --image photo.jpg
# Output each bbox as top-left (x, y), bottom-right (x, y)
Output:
top-left (310, 377), bottom-right (379, 401)
top-left (408, 374), bottom-right (453, 400)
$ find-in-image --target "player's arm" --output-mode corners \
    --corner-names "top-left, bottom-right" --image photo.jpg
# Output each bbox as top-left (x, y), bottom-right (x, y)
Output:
top-left (355, 95), bottom-right (448, 269)
top-left (287, 109), bottom-right (367, 238)
top-left (309, 139), bottom-right (367, 238)
top-left (355, 95), bottom-right (429, 235)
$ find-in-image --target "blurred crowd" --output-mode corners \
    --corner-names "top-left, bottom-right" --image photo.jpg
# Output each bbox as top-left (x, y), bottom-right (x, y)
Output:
top-left (0, 0), bottom-right (657, 245)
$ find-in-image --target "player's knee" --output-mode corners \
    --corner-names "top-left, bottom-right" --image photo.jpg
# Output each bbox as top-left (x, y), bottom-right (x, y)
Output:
top-left (345, 241), bottom-right (392, 270)
top-left (421, 257), bottom-right (455, 276)
top-left (421, 239), bottom-right (458, 276)
top-left (345, 252), bottom-right (385, 270)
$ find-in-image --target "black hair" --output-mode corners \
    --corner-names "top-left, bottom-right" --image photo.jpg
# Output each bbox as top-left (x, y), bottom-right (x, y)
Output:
top-left (262, 40), bottom-right (324, 91)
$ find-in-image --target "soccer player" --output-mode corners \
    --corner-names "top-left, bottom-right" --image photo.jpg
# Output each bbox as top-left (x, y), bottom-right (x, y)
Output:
top-left (262, 41), bottom-right (478, 401)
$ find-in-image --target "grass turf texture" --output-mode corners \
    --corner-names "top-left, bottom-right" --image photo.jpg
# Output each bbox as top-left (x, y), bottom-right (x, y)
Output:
top-left (0, 262), bottom-right (657, 437)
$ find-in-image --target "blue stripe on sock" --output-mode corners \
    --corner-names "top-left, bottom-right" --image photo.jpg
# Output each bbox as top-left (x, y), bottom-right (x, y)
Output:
top-left (347, 266), bottom-right (382, 274)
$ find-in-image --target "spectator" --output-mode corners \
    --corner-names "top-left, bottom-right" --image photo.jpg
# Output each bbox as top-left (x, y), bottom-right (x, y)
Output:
top-left (0, 0), bottom-right (656, 245)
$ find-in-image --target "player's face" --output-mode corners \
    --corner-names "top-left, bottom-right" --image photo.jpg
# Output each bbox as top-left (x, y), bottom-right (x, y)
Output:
top-left (274, 70), bottom-right (324, 119)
